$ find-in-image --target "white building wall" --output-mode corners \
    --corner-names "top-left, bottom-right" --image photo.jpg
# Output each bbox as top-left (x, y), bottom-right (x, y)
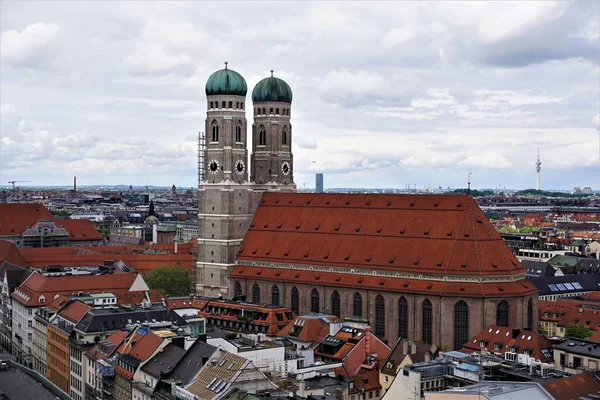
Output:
top-left (11, 301), bottom-right (36, 367)
top-left (381, 368), bottom-right (422, 400)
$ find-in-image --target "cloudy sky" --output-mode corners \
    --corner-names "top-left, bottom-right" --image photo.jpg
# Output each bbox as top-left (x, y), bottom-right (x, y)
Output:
top-left (1, 1), bottom-right (598, 190)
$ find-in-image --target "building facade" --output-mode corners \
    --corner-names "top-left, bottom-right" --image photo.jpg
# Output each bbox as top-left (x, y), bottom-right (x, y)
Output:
top-left (196, 63), bottom-right (296, 297)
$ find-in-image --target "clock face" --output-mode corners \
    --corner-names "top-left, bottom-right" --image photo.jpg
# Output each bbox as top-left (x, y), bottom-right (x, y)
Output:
top-left (235, 160), bottom-right (245, 174)
top-left (209, 159), bottom-right (219, 174)
top-left (281, 161), bottom-right (291, 175)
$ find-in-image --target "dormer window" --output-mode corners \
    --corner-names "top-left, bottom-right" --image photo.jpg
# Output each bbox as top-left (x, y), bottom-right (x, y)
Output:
top-left (39, 295), bottom-right (45, 303)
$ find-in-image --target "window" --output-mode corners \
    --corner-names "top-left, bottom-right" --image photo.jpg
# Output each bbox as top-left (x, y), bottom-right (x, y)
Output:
top-left (398, 297), bottom-right (408, 339)
top-left (291, 287), bottom-right (300, 315)
top-left (234, 281), bottom-right (242, 298)
top-left (241, 102), bottom-right (244, 109)
top-left (28, 320), bottom-right (32, 328)
top-left (375, 295), bottom-right (385, 338)
top-left (422, 299), bottom-right (433, 344)
top-left (270, 108), bottom-right (273, 114)
top-left (209, 101), bottom-right (213, 108)
top-left (276, 108), bottom-right (280, 114)
top-left (28, 308), bottom-right (32, 316)
top-left (252, 283), bottom-right (260, 304)
top-left (282, 129), bottom-right (287, 145)
top-left (454, 300), bottom-right (469, 350)
top-left (222, 101), bottom-right (226, 108)
top-left (228, 101), bottom-right (232, 108)
top-left (259, 126), bottom-right (266, 146)
top-left (272, 285), bottom-right (280, 306)
top-left (311, 289), bottom-right (320, 313)
top-left (331, 291), bottom-right (341, 317)
top-left (353, 292), bottom-right (363, 318)
top-left (496, 300), bottom-right (509, 327)
top-left (527, 298), bottom-right (533, 330)
top-left (235, 125), bottom-right (242, 142)
top-left (211, 123), bottom-right (219, 142)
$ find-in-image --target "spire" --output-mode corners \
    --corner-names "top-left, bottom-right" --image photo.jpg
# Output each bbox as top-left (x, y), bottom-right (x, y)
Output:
top-left (224, 60), bottom-right (228, 69)
top-left (535, 146), bottom-right (542, 191)
top-left (270, 69), bottom-right (274, 77)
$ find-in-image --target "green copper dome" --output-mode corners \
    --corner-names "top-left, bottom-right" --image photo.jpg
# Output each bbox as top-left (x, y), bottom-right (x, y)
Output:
top-left (205, 62), bottom-right (247, 96)
top-left (252, 71), bottom-right (293, 103)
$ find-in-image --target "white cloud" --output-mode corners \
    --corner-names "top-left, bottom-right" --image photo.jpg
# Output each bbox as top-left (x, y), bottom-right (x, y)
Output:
top-left (0, 22), bottom-right (60, 68)
top-left (593, 113), bottom-right (600, 129)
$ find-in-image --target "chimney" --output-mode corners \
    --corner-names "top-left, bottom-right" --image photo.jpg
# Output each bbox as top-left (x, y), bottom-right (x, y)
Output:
top-left (512, 328), bottom-right (520, 339)
top-left (174, 238), bottom-right (178, 254)
top-left (365, 325), bottom-right (371, 357)
top-left (402, 340), bottom-right (408, 355)
top-left (73, 176), bottom-right (77, 197)
top-left (410, 341), bottom-right (417, 354)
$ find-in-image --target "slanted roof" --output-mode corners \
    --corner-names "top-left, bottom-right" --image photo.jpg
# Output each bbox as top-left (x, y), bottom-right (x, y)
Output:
top-left (236, 193), bottom-right (525, 277)
top-left (186, 350), bottom-right (251, 399)
top-left (575, 258), bottom-right (600, 274)
top-left (276, 314), bottom-right (341, 344)
top-left (58, 300), bottom-right (92, 324)
top-left (0, 260), bottom-right (31, 292)
top-left (0, 240), bottom-right (26, 265)
top-left (542, 372), bottom-right (600, 400)
top-left (58, 219), bottom-right (103, 241)
top-left (168, 339), bottom-right (217, 385)
top-left (0, 203), bottom-right (53, 236)
top-left (87, 330), bottom-right (128, 360)
top-left (528, 274), bottom-right (600, 296)
top-left (141, 343), bottom-right (186, 378)
top-left (522, 260), bottom-right (555, 278)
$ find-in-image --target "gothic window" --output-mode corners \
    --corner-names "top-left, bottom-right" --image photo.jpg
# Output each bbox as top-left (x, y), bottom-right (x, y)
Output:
top-left (211, 123), bottom-right (219, 142)
top-left (331, 291), bottom-right (341, 317)
top-left (252, 283), bottom-right (260, 304)
top-left (221, 101), bottom-right (226, 108)
top-left (291, 287), bottom-right (300, 315)
top-left (353, 292), bottom-right (362, 318)
top-left (454, 300), bottom-right (469, 350)
top-left (282, 129), bottom-right (287, 145)
top-left (234, 281), bottom-right (242, 298)
top-left (270, 108), bottom-right (273, 114)
top-left (262, 108), bottom-right (266, 114)
top-left (271, 285), bottom-right (280, 306)
top-left (236, 101), bottom-right (239, 108)
top-left (375, 295), bottom-right (385, 338)
top-left (241, 102), bottom-right (244, 109)
top-left (398, 297), bottom-right (408, 339)
top-left (311, 289), bottom-right (320, 313)
top-left (422, 299), bottom-right (433, 344)
top-left (276, 108), bottom-right (280, 115)
top-left (496, 300), bottom-right (509, 327)
top-left (209, 101), bottom-right (213, 108)
top-left (228, 101), bottom-right (232, 108)
top-left (259, 127), bottom-right (266, 146)
top-left (527, 298), bottom-right (533, 330)
top-left (235, 125), bottom-right (242, 142)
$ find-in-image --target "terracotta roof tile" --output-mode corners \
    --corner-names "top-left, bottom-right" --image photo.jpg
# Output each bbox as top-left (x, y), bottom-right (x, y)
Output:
top-left (0, 240), bottom-right (25, 265)
top-left (0, 203), bottom-right (53, 235)
top-left (542, 372), bottom-right (600, 400)
top-left (236, 193), bottom-right (524, 277)
top-left (58, 300), bottom-right (92, 324)
top-left (276, 315), bottom-right (341, 343)
top-left (58, 219), bottom-right (103, 241)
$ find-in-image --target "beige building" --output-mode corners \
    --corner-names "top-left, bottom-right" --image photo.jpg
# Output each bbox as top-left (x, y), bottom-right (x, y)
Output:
top-left (553, 338), bottom-right (600, 374)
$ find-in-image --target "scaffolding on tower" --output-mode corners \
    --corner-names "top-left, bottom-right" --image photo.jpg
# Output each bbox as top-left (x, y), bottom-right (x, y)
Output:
top-left (198, 131), bottom-right (205, 188)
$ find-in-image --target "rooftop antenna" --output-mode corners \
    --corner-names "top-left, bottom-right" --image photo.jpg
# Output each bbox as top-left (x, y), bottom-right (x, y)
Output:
top-left (467, 172), bottom-right (472, 195)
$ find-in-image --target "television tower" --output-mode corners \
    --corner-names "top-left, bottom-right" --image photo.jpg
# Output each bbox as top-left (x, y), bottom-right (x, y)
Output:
top-left (535, 147), bottom-right (541, 191)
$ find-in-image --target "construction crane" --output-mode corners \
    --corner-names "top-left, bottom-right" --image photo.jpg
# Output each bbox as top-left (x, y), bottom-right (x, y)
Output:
top-left (8, 180), bottom-right (31, 196)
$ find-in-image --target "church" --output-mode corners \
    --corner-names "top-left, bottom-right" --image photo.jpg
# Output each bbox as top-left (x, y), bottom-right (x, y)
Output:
top-left (197, 64), bottom-right (538, 350)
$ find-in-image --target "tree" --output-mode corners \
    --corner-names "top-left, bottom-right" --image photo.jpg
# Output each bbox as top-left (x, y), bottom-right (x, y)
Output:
top-left (564, 324), bottom-right (594, 339)
top-left (144, 265), bottom-right (192, 297)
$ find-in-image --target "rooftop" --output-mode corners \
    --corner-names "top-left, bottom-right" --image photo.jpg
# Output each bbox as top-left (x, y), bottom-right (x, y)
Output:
top-left (0, 365), bottom-right (67, 400)
top-left (554, 338), bottom-right (600, 358)
top-left (434, 381), bottom-right (552, 399)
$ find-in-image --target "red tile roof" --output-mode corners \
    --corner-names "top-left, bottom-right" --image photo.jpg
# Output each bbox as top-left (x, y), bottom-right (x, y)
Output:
top-left (87, 330), bottom-right (128, 360)
top-left (58, 219), bottom-right (103, 241)
top-left (58, 300), bottom-right (92, 324)
top-left (276, 315), bottom-right (341, 343)
top-left (461, 325), bottom-right (552, 362)
top-left (542, 372), bottom-right (600, 400)
top-left (236, 193), bottom-right (525, 278)
top-left (0, 203), bottom-right (53, 235)
top-left (0, 240), bottom-right (25, 265)
top-left (12, 270), bottom-right (139, 306)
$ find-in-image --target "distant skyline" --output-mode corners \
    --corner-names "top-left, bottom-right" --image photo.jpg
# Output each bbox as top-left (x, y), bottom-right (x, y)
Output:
top-left (1, 1), bottom-right (599, 190)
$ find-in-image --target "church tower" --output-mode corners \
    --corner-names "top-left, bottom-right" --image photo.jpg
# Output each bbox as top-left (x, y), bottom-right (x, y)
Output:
top-left (250, 71), bottom-right (296, 191)
top-left (197, 62), bottom-right (254, 297)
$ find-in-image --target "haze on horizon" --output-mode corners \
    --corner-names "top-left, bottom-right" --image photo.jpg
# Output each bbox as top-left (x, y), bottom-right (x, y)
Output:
top-left (1, 1), bottom-right (599, 190)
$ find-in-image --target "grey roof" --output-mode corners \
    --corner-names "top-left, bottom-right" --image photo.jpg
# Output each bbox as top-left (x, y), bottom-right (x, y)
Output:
top-left (166, 339), bottom-right (217, 385)
top-left (575, 258), bottom-right (600, 274)
top-left (522, 260), bottom-right (555, 278)
top-left (74, 304), bottom-right (187, 334)
top-left (0, 261), bottom-right (31, 292)
top-left (437, 382), bottom-right (552, 400)
top-left (0, 365), bottom-right (65, 400)
top-left (554, 338), bottom-right (600, 358)
top-left (141, 343), bottom-right (186, 379)
top-left (527, 274), bottom-right (600, 295)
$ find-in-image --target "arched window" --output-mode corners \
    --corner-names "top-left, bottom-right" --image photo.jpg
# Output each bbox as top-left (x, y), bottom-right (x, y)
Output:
top-left (375, 295), bottom-right (385, 338)
top-left (211, 124), bottom-right (219, 142)
top-left (221, 101), bottom-right (226, 108)
top-left (240, 102), bottom-right (244, 109)
top-left (331, 291), bottom-right (341, 317)
top-left (527, 298), bottom-right (533, 330)
top-left (291, 287), bottom-right (299, 315)
top-left (270, 108), bottom-right (273, 114)
top-left (398, 297), bottom-right (408, 339)
top-left (262, 108), bottom-right (266, 114)
top-left (209, 101), bottom-right (213, 109)
top-left (311, 289), bottom-right (320, 313)
top-left (259, 126), bottom-right (266, 146)
top-left (454, 301), bottom-right (469, 350)
top-left (353, 293), bottom-right (363, 318)
top-left (236, 101), bottom-right (239, 108)
top-left (422, 299), bottom-right (433, 344)
top-left (282, 129), bottom-right (287, 145)
top-left (252, 283), bottom-right (260, 304)
top-left (276, 108), bottom-right (279, 115)
top-left (234, 281), bottom-right (242, 298)
top-left (235, 125), bottom-right (242, 142)
top-left (496, 300), bottom-right (509, 327)
top-left (271, 285), bottom-right (280, 306)
top-left (228, 101), bottom-right (232, 108)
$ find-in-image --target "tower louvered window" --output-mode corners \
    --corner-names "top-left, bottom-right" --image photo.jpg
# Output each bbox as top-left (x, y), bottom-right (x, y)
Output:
top-left (271, 285), bottom-right (280, 306)
top-left (331, 291), bottom-right (341, 317)
top-left (234, 281), bottom-right (242, 298)
top-left (398, 297), bottom-right (408, 339)
top-left (353, 292), bottom-right (362, 318)
top-left (259, 127), bottom-right (266, 146)
top-left (422, 299), bottom-right (433, 344)
top-left (235, 125), bottom-right (242, 142)
top-left (496, 300), bottom-right (509, 327)
top-left (291, 287), bottom-right (300, 315)
top-left (252, 283), bottom-right (260, 304)
top-left (527, 298), bottom-right (533, 330)
top-left (212, 124), bottom-right (219, 142)
top-left (282, 130), bottom-right (287, 145)
top-left (375, 295), bottom-right (385, 338)
top-left (311, 289), bottom-right (320, 313)
top-left (454, 300), bottom-right (469, 350)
